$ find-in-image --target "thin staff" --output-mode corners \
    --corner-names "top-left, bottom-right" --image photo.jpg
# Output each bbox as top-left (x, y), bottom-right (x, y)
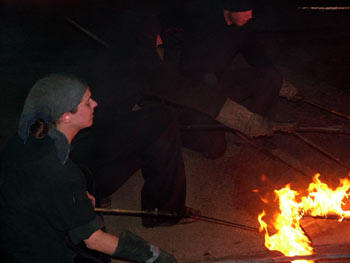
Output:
top-left (303, 214), bottom-right (350, 221)
top-left (95, 207), bottom-right (259, 233)
top-left (301, 98), bottom-right (350, 120)
top-left (180, 124), bottom-right (350, 134)
top-left (292, 131), bottom-right (350, 170)
top-left (233, 131), bottom-right (309, 177)
top-left (299, 7), bottom-right (350, 10)
top-left (65, 17), bottom-right (110, 48)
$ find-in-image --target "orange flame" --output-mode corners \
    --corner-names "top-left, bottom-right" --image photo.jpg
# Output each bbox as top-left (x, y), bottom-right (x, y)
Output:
top-left (300, 174), bottom-right (350, 220)
top-left (258, 173), bottom-right (350, 263)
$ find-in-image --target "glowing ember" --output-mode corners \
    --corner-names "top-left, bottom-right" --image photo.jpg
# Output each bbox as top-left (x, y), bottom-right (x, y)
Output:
top-left (258, 173), bottom-right (350, 263)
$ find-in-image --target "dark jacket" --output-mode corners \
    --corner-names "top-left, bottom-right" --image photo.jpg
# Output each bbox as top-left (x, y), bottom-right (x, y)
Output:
top-left (0, 134), bottom-right (103, 263)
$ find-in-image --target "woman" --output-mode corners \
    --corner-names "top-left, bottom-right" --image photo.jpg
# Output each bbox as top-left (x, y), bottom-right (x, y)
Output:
top-left (0, 74), bottom-right (175, 263)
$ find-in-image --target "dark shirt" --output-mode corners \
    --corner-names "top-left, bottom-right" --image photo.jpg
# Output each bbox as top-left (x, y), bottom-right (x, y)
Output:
top-left (0, 134), bottom-right (103, 263)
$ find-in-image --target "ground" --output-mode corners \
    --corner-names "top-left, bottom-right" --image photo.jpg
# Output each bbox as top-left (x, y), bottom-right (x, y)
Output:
top-left (1, 4), bottom-right (350, 263)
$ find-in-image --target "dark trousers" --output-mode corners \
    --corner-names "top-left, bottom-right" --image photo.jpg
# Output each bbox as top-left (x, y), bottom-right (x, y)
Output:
top-left (71, 106), bottom-right (186, 213)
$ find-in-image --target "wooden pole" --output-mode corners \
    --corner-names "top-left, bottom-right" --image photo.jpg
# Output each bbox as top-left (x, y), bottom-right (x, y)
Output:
top-left (65, 17), bottom-right (110, 48)
top-left (299, 7), bottom-right (350, 10)
top-left (303, 214), bottom-right (350, 221)
top-left (292, 131), bottom-right (350, 170)
top-left (95, 207), bottom-right (178, 217)
top-left (233, 132), bottom-right (309, 177)
top-left (180, 124), bottom-right (350, 135)
top-left (286, 95), bottom-right (350, 121)
top-left (302, 99), bottom-right (350, 120)
top-left (94, 207), bottom-right (259, 232)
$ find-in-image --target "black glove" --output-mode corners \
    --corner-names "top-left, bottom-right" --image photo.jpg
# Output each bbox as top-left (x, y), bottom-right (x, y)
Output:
top-left (112, 230), bottom-right (176, 263)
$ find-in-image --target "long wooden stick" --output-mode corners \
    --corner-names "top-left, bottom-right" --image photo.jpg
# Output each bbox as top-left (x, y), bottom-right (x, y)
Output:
top-left (303, 214), bottom-right (350, 221)
top-left (201, 253), bottom-right (350, 263)
top-left (287, 95), bottom-right (350, 120)
top-left (295, 125), bottom-right (350, 134)
top-left (302, 98), bottom-right (350, 120)
top-left (66, 17), bottom-right (110, 48)
top-left (299, 7), bottom-right (350, 10)
top-left (292, 131), bottom-right (350, 170)
top-left (233, 132), bottom-right (309, 176)
top-left (95, 207), bottom-right (178, 217)
top-left (180, 124), bottom-right (350, 135)
top-left (94, 207), bottom-right (259, 232)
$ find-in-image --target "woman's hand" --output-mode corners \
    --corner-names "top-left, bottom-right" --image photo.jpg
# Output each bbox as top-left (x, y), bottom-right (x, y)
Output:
top-left (86, 191), bottom-right (96, 208)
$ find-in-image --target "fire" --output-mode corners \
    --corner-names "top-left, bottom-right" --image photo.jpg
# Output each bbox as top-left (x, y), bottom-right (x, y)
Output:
top-left (300, 174), bottom-right (350, 220)
top-left (258, 186), bottom-right (314, 263)
top-left (258, 173), bottom-right (350, 262)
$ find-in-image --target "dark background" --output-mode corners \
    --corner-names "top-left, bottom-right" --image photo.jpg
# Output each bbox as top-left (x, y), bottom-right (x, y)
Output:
top-left (1, 0), bottom-right (349, 141)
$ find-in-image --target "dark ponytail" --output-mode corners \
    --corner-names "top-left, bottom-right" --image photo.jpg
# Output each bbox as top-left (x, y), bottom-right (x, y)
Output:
top-left (29, 119), bottom-right (50, 139)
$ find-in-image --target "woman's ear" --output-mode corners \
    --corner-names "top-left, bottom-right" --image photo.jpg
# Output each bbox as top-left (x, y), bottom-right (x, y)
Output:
top-left (59, 112), bottom-right (72, 124)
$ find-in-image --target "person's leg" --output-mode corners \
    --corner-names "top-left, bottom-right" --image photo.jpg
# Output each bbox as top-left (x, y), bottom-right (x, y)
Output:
top-left (138, 108), bottom-right (186, 214)
top-left (71, 106), bottom-right (187, 214)
top-left (71, 124), bottom-right (141, 201)
top-left (177, 107), bottom-right (227, 159)
top-left (139, 96), bottom-right (227, 160)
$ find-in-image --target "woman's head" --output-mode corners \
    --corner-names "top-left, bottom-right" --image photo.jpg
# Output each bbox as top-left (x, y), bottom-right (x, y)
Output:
top-left (18, 74), bottom-right (93, 141)
top-left (55, 87), bottom-right (98, 133)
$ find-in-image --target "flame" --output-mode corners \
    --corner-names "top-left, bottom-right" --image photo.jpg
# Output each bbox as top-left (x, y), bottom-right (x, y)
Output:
top-left (300, 174), bottom-right (350, 220)
top-left (258, 173), bottom-right (350, 263)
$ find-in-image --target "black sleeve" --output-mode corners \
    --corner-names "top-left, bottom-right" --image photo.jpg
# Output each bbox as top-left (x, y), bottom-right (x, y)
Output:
top-left (42, 159), bottom-right (104, 244)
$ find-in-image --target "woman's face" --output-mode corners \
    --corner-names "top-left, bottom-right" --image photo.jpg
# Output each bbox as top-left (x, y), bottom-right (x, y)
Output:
top-left (69, 88), bottom-right (98, 130)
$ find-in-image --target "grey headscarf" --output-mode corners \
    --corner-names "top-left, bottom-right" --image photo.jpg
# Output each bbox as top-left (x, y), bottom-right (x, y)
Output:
top-left (18, 74), bottom-right (88, 164)
top-left (18, 73), bottom-right (87, 142)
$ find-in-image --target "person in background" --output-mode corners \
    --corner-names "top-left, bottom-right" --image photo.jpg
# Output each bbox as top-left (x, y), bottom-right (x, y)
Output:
top-left (150, 0), bottom-right (298, 158)
top-left (112, 0), bottom-right (295, 159)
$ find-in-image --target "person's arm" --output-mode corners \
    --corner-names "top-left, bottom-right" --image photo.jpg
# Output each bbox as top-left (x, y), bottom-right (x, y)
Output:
top-left (84, 229), bottom-right (119, 255)
top-left (86, 191), bottom-right (96, 208)
top-left (215, 98), bottom-right (273, 138)
top-left (85, 229), bottom-right (176, 263)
